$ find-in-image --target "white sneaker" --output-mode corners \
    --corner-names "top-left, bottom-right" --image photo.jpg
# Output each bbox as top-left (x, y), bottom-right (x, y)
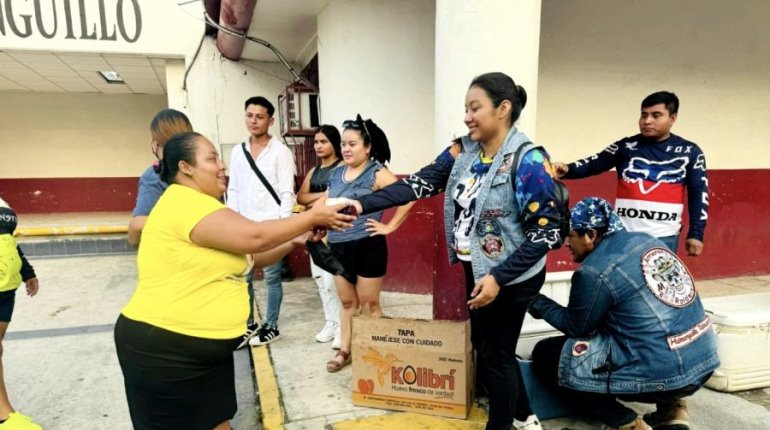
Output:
top-left (514, 414), bottom-right (543, 430)
top-left (331, 326), bottom-right (341, 350)
top-left (315, 321), bottom-right (337, 343)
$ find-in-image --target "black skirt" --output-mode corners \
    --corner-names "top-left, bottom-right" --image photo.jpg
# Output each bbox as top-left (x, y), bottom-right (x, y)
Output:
top-left (114, 314), bottom-right (241, 430)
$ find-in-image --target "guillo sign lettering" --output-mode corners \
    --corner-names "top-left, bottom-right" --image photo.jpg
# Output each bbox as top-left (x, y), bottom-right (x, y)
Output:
top-left (0, 0), bottom-right (142, 43)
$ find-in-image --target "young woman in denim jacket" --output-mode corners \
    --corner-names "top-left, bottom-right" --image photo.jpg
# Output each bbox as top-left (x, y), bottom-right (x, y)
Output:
top-left (352, 73), bottom-right (562, 430)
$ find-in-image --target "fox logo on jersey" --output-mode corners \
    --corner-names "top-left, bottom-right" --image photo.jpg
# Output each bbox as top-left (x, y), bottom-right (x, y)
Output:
top-left (622, 157), bottom-right (688, 194)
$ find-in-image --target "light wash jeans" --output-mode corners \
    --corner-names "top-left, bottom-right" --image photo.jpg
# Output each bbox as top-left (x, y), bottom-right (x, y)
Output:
top-left (310, 258), bottom-right (340, 324)
top-left (247, 261), bottom-right (283, 329)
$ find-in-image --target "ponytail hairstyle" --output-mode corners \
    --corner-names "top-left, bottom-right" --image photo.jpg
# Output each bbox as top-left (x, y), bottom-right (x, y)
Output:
top-left (469, 72), bottom-right (527, 126)
top-left (343, 114), bottom-right (391, 165)
top-left (315, 124), bottom-right (342, 159)
top-left (159, 131), bottom-right (201, 184)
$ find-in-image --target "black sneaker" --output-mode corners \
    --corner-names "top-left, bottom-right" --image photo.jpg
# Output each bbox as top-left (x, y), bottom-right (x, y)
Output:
top-left (236, 322), bottom-right (260, 349)
top-left (249, 326), bottom-right (280, 346)
top-left (643, 400), bottom-right (689, 430)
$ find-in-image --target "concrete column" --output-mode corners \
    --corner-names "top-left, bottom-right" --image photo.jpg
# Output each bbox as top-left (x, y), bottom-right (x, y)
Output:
top-left (165, 59), bottom-right (187, 112)
top-left (317, 0), bottom-right (435, 174)
top-left (433, 0), bottom-right (542, 320)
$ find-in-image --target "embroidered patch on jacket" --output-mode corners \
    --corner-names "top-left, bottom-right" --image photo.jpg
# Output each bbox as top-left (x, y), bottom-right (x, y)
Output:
top-left (496, 153), bottom-right (514, 174)
top-left (480, 209), bottom-right (511, 218)
top-left (667, 316), bottom-right (712, 350)
top-left (480, 235), bottom-right (504, 258)
top-left (572, 340), bottom-right (590, 357)
top-left (476, 218), bottom-right (503, 236)
top-left (641, 247), bottom-right (696, 308)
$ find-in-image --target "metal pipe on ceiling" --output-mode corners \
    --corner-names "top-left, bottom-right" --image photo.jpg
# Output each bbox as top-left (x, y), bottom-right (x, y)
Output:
top-left (214, 0), bottom-right (258, 61)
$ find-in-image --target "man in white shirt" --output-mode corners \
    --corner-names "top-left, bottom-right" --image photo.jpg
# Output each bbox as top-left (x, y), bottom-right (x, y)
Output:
top-left (228, 96), bottom-right (296, 347)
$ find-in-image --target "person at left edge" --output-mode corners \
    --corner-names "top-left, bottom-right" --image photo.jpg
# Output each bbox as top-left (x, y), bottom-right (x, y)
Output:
top-left (0, 198), bottom-right (41, 430)
top-left (114, 132), bottom-right (354, 430)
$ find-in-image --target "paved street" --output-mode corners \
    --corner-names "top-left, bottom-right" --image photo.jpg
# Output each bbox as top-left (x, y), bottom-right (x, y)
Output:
top-left (4, 254), bottom-right (258, 430)
top-left (4, 254), bottom-right (770, 429)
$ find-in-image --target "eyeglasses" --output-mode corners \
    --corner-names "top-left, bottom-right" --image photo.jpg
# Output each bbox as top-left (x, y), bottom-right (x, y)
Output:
top-left (342, 119), bottom-right (371, 142)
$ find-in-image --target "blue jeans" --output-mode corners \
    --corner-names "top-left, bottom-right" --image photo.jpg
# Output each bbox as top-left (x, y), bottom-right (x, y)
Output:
top-left (532, 336), bottom-right (707, 428)
top-left (246, 262), bottom-right (283, 329)
top-left (658, 234), bottom-right (680, 253)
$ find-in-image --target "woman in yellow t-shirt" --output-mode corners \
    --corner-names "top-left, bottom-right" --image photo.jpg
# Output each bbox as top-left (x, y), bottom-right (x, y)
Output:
top-left (114, 132), bottom-right (354, 430)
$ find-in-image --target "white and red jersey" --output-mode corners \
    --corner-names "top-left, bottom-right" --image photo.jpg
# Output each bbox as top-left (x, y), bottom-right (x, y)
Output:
top-left (566, 134), bottom-right (708, 241)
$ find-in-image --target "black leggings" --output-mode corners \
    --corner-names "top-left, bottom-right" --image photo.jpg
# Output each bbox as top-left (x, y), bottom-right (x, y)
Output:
top-left (462, 262), bottom-right (545, 430)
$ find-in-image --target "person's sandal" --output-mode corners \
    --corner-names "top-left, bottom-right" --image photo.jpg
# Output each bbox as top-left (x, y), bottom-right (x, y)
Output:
top-left (326, 350), bottom-right (351, 373)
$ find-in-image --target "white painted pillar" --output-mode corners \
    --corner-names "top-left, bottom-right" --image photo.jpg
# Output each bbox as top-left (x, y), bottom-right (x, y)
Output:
top-left (434, 0), bottom-right (542, 152)
top-left (165, 59), bottom-right (187, 112)
top-left (317, 0), bottom-right (436, 173)
top-left (433, 0), bottom-right (542, 320)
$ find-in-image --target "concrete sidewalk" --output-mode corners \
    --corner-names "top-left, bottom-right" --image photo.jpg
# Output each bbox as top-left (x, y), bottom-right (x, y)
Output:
top-left (251, 275), bottom-right (770, 430)
top-left (5, 252), bottom-right (768, 429)
top-left (4, 254), bottom-right (258, 430)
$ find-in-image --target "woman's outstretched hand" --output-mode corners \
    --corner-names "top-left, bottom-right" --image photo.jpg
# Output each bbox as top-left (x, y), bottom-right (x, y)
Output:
top-left (309, 196), bottom-right (356, 231)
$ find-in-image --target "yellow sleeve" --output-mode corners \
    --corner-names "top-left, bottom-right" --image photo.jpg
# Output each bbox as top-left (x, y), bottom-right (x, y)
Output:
top-left (153, 185), bottom-right (229, 242)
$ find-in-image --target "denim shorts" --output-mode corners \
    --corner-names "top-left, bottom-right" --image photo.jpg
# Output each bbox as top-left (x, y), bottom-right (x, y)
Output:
top-left (0, 289), bottom-right (16, 322)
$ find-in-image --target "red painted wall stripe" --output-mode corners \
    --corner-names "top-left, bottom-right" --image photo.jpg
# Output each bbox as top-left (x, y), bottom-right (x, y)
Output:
top-left (0, 178), bottom-right (138, 213)
top-left (3, 170), bottom-right (768, 305)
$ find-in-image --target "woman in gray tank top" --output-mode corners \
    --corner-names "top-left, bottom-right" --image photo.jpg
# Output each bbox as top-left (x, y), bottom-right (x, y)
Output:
top-left (324, 115), bottom-right (415, 373)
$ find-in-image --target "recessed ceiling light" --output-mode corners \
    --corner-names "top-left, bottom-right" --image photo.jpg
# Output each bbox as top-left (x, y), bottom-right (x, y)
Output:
top-left (98, 70), bottom-right (124, 84)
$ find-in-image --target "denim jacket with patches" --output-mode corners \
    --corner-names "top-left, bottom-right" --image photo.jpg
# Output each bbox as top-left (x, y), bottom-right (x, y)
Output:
top-left (357, 126), bottom-right (562, 288)
top-left (446, 128), bottom-right (547, 284)
top-left (529, 231), bottom-right (719, 394)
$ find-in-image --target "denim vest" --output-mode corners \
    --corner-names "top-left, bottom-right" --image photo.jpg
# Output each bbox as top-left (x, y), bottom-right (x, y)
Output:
top-left (558, 231), bottom-right (720, 394)
top-left (327, 161), bottom-right (384, 243)
top-left (443, 127), bottom-right (546, 284)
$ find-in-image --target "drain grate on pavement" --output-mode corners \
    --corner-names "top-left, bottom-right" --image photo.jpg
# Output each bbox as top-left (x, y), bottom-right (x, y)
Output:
top-left (18, 237), bottom-right (134, 257)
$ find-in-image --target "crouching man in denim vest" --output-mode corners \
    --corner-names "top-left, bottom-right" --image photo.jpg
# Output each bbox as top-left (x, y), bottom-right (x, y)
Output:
top-left (528, 197), bottom-right (719, 430)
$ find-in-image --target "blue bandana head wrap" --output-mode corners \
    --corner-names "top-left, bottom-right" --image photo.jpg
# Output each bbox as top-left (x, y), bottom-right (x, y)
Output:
top-left (570, 197), bottom-right (626, 235)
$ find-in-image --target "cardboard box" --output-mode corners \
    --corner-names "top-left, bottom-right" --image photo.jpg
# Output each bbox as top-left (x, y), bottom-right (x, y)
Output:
top-left (703, 293), bottom-right (770, 392)
top-left (351, 316), bottom-right (472, 419)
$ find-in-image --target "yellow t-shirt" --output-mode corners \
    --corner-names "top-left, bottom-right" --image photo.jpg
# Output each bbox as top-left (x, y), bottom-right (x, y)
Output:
top-left (0, 234), bottom-right (22, 293)
top-left (121, 184), bottom-right (250, 339)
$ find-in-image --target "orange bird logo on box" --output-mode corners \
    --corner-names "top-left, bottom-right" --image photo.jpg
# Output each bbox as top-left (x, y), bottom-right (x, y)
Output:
top-left (361, 347), bottom-right (402, 387)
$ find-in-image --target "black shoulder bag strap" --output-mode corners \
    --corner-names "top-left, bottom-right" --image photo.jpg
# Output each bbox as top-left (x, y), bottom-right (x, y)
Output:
top-left (510, 141), bottom-right (536, 186)
top-left (241, 142), bottom-right (281, 206)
